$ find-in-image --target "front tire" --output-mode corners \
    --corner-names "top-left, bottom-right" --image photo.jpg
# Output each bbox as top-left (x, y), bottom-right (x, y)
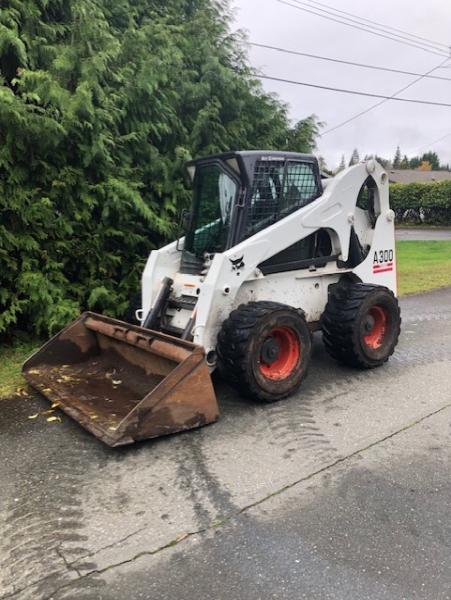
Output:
top-left (217, 301), bottom-right (312, 402)
top-left (322, 283), bottom-right (401, 368)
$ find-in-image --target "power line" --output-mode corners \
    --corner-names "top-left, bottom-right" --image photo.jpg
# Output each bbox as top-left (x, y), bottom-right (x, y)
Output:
top-left (278, 0), bottom-right (449, 58)
top-left (416, 132), bottom-right (451, 153)
top-left (302, 0), bottom-right (449, 52)
top-left (258, 74), bottom-right (451, 107)
top-left (284, 0), bottom-right (449, 54)
top-left (250, 42), bottom-right (451, 82)
top-left (321, 57), bottom-right (450, 135)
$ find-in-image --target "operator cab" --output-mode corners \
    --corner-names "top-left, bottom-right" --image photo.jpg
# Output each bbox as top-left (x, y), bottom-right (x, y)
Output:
top-left (181, 151), bottom-right (323, 274)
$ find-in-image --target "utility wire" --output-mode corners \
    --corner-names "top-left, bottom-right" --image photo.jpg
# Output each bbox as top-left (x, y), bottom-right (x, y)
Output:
top-left (250, 42), bottom-right (451, 82)
top-left (284, 0), bottom-right (449, 54)
top-left (300, 0), bottom-right (449, 52)
top-left (278, 0), bottom-right (449, 58)
top-left (416, 132), bottom-right (451, 153)
top-left (258, 74), bottom-right (451, 107)
top-left (321, 57), bottom-right (450, 135)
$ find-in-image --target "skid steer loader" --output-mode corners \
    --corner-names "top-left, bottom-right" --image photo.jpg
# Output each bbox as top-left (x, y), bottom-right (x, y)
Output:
top-left (23, 152), bottom-right (401, 446)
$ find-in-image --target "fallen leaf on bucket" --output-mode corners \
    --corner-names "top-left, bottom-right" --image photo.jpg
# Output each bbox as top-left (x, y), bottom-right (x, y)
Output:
top-left (47, 416), bottom-right (61, 423)
top-left (51, 402), bottom-right (61, 408)
top-left (90, 415), bottom-right (98, 420)
top-left (43, 388), bottom-right (52, 393)
top-left (28, 413), bottom-right (39, 420)
top-left (112, 380), bottom-right (122, 385)
top-left (28, 369), bottom-right (40, 375)
top-left (42, 409), bottom-right (55, 416)
top-left (108, 426), bottom-right (118, 431)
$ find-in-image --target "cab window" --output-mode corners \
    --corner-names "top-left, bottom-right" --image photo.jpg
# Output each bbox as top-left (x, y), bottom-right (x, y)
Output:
top-left (246, 160), bottom-right (320, 238)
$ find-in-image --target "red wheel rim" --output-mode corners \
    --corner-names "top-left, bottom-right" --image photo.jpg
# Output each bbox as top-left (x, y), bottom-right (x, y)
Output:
top-left (363, 305), bottom-right (388, 349)
top-left (259, 327), bottom-right (301, 381)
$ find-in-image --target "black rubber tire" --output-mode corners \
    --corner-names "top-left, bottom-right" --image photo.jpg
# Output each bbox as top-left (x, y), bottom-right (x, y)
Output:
top-left (322, 283), bottom-right (401, 369)
top-left (217, 301), bottom-right (312, 402)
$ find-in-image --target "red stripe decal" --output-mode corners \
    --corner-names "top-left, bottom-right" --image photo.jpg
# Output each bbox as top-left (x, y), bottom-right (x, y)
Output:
top-left (373, 262), bottom-right (393, 270)
top-left (373, 267), bottom-right (393, 274)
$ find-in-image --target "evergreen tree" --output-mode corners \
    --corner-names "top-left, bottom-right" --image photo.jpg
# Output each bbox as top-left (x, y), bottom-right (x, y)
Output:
top-left (337, 154), bottom-right (346, 172)
top-left (0, 0), bottom-right (322, 337)
top-left (400, 155), bottom-right (410, 169)
top-left (348, 148), bottom-right (360, 166)
top-left (393, 146), bottom-right (401, 168)
top-left (285, 115), bottom-right (322, 153)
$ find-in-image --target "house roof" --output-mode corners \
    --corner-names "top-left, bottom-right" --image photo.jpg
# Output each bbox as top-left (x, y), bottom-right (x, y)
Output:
top-left (389, 169), bottom-right (451, 184)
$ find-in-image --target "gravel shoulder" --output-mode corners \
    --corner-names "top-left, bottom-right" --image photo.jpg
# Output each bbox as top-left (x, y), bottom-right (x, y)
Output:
top-left (396, 227), bottom-right (451, 241)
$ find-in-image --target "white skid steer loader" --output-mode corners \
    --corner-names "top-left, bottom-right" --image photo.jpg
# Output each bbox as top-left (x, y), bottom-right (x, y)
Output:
top-left (23, 152), bottom-right (401, 446)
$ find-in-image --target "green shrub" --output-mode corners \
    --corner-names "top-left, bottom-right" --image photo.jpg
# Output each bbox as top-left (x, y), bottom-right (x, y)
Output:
top-left (390, 181), bottom-right (451, 224)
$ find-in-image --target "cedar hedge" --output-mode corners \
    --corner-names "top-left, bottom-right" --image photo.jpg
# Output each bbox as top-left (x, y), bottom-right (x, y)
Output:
top-left (390, 181), bottom-right (451, 225)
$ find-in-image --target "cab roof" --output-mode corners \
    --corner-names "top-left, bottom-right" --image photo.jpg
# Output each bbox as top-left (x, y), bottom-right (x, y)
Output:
top-left (186, 150), bottom-right (317, 167)
top-left (185, 151), bottom-right (319, 185)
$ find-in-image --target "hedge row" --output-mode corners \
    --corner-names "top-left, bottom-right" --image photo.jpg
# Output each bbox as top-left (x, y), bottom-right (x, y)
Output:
top-left (390, 180), bottom-right (451, 224)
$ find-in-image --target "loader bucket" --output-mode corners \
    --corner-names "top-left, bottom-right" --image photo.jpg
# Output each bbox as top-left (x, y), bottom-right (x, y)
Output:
top-left (22, 312), bottom-right (219, 447)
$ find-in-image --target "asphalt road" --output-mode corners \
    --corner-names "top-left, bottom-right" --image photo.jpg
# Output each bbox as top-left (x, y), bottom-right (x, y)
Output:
top-left (396, 228), bottom-right (451, 241)
top-left (1, 287), bottom-right (451, 600)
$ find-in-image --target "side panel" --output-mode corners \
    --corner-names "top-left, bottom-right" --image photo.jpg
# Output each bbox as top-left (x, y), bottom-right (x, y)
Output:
top-left (234, 271), bottom-right (342, 322)
top-left (353, 213), bottom-right (397, 294)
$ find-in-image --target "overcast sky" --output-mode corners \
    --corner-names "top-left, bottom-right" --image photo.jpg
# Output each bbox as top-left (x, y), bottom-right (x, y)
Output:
top-left (232, 0), bottom-right (451, 170)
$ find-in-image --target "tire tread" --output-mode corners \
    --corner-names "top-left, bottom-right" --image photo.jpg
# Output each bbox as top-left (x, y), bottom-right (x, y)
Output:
top-left (322, 283), bottom-right (401, 368)
top-left (217, 301), bottom-right (309, 400)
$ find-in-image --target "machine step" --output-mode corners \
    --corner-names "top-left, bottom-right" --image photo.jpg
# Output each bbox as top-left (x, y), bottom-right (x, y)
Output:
top-left (168, 296), bottom-right (198, 311)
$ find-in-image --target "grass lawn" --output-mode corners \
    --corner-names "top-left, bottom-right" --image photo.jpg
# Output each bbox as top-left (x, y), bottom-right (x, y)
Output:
top-left (396, 240), bottom-right (451, 296)
top-left (0, 340), bottom-right (39, 400)
top-left (0, 240), bottom-right (450, 400)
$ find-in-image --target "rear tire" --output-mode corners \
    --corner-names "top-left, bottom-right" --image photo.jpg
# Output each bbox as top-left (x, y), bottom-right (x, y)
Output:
top-left (322, 283), bottom-right (401, 369)
top-left (217, 301), bottom-right (311, 402)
